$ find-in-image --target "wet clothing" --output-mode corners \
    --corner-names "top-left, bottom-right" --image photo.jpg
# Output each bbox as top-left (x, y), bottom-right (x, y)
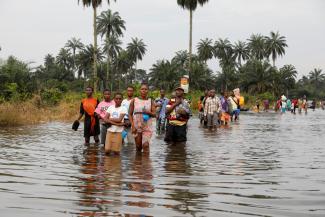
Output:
top-left (122, 98), bottom-right (134, 144)
top-left (155, 97), bottom-right (169, 133)
top-left (95, 100), bottom-right (115, 144)
top-left (133, 97), bottom-right (153, 145)
top-left (165, 98), bottom-right (190, 142)
top-left (80, 98), bottom-right (100, 138)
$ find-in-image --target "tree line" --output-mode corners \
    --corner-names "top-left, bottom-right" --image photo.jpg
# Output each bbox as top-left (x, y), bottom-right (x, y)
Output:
top-left (1, 0), bottom-right (324, 104)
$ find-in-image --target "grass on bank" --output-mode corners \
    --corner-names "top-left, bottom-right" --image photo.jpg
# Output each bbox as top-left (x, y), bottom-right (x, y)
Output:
top-left (0, 90), bottom-right (271, 127)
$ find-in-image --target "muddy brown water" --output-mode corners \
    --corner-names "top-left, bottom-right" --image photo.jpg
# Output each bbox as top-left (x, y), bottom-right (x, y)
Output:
top-left (1, 110), bottom-right (325, 217)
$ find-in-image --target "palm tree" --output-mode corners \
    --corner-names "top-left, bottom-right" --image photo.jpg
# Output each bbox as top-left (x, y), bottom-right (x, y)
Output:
top-left (78, 0), bottom-right (115, 91)
top-left (214, 38), bottom-right (236, 90)
top-left (112, 50), bottom-right (132, 90)
top-left (233, 41), bottom-right (250, 66)
top-left (65, 38), bottom-right (84, 78)
top-left (265, 31), bottom-right (288, 66)
top-left (248, 34), bottom-right (266, 61)
top-left (177, 0), bottom-right (209, 75)
top-left (149, 60), bottom-right (180, 91)
top-left (309, 68), bottom-right (325, 90)
top-left (97, 9), bottom-right (125, 88)
top-left (197, 38), bottom-right (214, 63)
top-left (278, 64), bottom-right (297, 96)
top-left (56, 48), bottom-right (73, 71)
top-left (102, 35), bottom-right (122, 89)
top-left (172, 50), bottom-right (189, 68)
top-left (76, 44), bottom-right (104, 80)
top-left (126, 38), bottom-right (147, 83)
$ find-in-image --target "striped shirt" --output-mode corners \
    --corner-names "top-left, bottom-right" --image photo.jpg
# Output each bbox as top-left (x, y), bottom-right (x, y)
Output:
top-left (204, 96), bottom-right (221, 116)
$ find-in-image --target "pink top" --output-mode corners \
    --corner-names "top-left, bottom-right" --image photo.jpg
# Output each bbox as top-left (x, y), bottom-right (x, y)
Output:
top-left (95, 100), bottom-right (115, 119)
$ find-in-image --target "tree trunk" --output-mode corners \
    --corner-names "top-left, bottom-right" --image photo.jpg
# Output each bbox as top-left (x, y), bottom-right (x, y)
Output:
top-left (188, 9), bottom-right (193, 78)
top-left (93, 7), bottom-right (98, 92)
top-left (106, 35), bottom-right (110, 90)
top-left (134, 61), bottom-right (137, 84)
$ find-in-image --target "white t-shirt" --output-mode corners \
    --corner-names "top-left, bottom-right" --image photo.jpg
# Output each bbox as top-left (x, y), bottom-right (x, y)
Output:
top-left (106, 105), bottom-right (127, 132)
top-left (121, 98), bottom-right (132, 119)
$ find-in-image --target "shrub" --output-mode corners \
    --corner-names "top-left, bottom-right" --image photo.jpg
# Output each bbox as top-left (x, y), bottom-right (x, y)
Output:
top-left (40, 88), bottom-right (63, 106)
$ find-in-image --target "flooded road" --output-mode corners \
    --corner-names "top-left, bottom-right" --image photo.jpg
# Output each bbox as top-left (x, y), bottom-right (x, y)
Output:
top-left (1, 110), bottom-right (325, 217)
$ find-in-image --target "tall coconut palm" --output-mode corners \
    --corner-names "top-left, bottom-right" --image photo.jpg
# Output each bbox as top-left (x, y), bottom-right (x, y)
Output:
top-left (56, 48), bottom-right (73, 71)
top-left (102, 35), bottom-right (122, 89)
top-left (248, 34), bottom-right (266, 61)
top-left (197, 38), bottom-right (214, 63)
top-left (214, 38), bottom-right (235, 91)
top-left (265, 31), bottom-right (288, 66)
top-left (78, 0), bottom-right (115, 91)
top-left (65, 37), bottom-right (84, 78)
top-left (97, 9), bottom-right (125, 88)
top-left (233, 40), bottom-right (250, 66)
top-left (278, 64), bottom-right (297, 96)
top-left (309, 68), bottom-right (325, 90)
top-left (126, 37), bottom-right (147, 83)
top-left (177, 0), bottom-right (209, 76)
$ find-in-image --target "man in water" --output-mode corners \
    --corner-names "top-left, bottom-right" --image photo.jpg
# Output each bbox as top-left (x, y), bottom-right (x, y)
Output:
top-left (201, 90), bottom-right (209, 126)
top-left (155, 89), bottom-right (169, 134)
top-left (220, 92), bottom-right (230, 125)
top-left (204, 89), bottom-right (221, 130)
top-left (263, 99), bottom-right (270, 112)
top-left (95, 89), bottom-right (115, 146)
top-left (121, 86), bottom-right (135, 144)
top-left (165, 87), bottom-right (191, 143)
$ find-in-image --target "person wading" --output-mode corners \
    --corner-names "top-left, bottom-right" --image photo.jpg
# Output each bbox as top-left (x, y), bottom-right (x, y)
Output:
top-left (165, 87), bottom-right (191, 143)
top-left (95, 89), bottom-right (115, 146)
top-left (155, 89), bottom-right (169, 134)
top-left (103, 93), bottom-right (127, 155)
top-left (204, 89), bottom-right (221, 131)
top-left (77, 87), bottom-right (100, 145)
top-left (129, 83), bottom-right (156, 153)
top-left (121, 86), bottom-right (135, 145)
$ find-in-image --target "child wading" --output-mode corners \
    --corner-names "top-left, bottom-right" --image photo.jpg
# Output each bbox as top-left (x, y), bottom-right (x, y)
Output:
top-left (104, 93), bottom-right (127, 155)
top-left (95, 89), bottom-right (115, 146)
top-left (77, 87), bottom-right (100, 145)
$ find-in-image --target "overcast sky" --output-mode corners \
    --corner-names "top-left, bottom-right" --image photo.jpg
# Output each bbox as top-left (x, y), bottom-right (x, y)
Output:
top-left (0, 0), bottom-right (324, 77)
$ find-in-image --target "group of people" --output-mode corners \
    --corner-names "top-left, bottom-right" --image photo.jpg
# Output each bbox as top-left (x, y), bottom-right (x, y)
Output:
top-left (76, 84), bottom-right (191, 155)
top-left (198, 88), bottom-right (244, 130)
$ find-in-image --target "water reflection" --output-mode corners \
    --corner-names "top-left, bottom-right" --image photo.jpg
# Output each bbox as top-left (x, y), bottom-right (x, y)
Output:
top-left (1, 111), bottom-right (325, 216)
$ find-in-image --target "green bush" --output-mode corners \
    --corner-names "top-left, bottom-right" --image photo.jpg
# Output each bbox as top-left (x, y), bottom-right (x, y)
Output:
top-left (40, 88), bottom-right (63, 106)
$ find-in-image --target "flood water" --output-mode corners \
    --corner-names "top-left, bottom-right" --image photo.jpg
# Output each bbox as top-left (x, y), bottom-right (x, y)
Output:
top-left (1, 110), bottom-right (325, 217)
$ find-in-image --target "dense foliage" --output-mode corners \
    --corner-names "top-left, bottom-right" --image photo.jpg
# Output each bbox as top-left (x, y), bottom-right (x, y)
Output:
top-left (0, 7), bottom-right (324, 104)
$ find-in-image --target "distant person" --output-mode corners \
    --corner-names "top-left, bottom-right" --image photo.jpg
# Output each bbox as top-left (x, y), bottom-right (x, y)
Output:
top-left (165, 86), bottom-right (191, 143)
top-left (121, 86), bottom-right (135, 145)
top-left (204, 89), bottom-right (221, 130)
top-left (286, 98), bottom-right (292, 112)
top-left (302, 95), bottom-right (308, 114)
top-left (291, 98), bottom-right (298, 114)
top-left (255, 99), bottom-right (260, 113)
top-left (229, 92), bottom-right (240, 121)
top-left (129, 83), bottom-right (156, 153)
top-left (311, 99), bottom-right (316, 111)
top-left (198, 95), bottom-right (205, 125)
top-left (298, 97), bottom-right (303, 114)
top-left (263, 99), bottom-right (270, 112)
top-left (76, 87), bottom-right (100, 145)
top-left (321, 100), bottom-right (325, 110)
top-left (103, 92), bottom-right (127, 155)
top-left (220, 92), bottom-right (230, 125)
top-left (201, 90), bottom-right (209, 126)
top-left (155, 89), bottom-right (169, 134)
top-left (95, 89), bottom-right (115, 146)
